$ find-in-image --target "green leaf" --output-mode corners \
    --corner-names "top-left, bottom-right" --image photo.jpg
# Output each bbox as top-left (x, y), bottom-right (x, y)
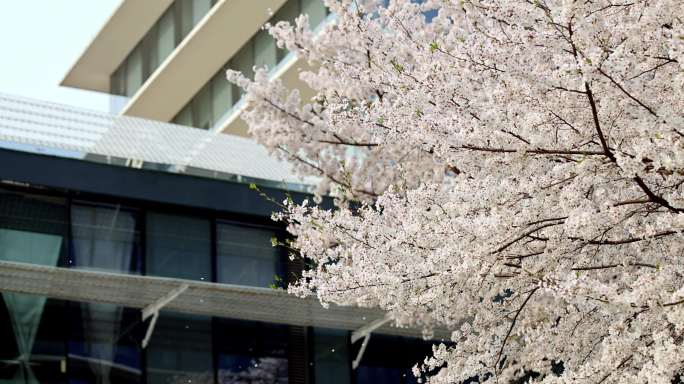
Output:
top-left (429, 42), bottom-right (439, 53)
top-left (390, 59), bottom-right (404, 73)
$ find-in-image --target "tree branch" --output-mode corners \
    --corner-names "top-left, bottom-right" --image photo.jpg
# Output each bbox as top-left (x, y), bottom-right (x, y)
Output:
top-left (495, 287), bottom-right (539, 369)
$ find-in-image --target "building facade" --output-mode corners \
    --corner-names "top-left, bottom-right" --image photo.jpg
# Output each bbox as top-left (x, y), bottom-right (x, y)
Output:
top-left (62, 0), bottom-right (327, 136)
top-left (0, 1), bottom-right (446, 380)
top-left (0, 94), bottom-right (442, 383)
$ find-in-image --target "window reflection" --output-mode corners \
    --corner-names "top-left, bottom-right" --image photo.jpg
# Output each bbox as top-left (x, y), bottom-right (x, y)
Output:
top-left (0, 188), bottom-right (67, 267)
top-left (217, 222), bottom-right (283, 288)
top-left (0, 295), bottom-right (67, 383)
top-left (146, 212), bottom-right (211, 281)
top-left (215, 319), bottom-right (289, 384)
top-left (71, 202), bottom-right (141, 275)
top-left (146, 313), bottom-right (213, 384)
top-left (354, 334), bottom-right (436, 384)
top-left (67, 302), bottom-right (142, 383)
top-left (313, 328), bottom-right (351, 384)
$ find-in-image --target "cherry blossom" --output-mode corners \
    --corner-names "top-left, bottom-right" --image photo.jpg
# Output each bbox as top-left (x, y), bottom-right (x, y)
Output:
top-left (228, 0), bottom-right (684, 382)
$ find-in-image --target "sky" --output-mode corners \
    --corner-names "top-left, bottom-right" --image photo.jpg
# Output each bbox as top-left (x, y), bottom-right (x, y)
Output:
top-left (0, 0), bottom-right (121, 112)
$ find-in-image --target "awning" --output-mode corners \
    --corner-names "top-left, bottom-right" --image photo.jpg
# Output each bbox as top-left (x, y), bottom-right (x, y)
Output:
top-left (0, 260), bottom-right (450, 340)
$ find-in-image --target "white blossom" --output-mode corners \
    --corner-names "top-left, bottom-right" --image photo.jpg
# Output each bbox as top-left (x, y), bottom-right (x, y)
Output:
top-left (229, 0), bottom-right (684, 382)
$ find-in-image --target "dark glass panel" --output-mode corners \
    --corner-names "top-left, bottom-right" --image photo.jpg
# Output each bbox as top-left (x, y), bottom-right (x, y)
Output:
top-left (216, 222), bottom-right (283, 288)
top-left (211, 70), bottom-right (234, 124)
top-left (146, 313), bottom-right (213, 384)
top-left (301, 0), bottom-right (327, 28)
top-left (231, 39), bottom-right (255, 83)
top-left (192, 0), bottom-right (213, 25)
top-left (145, 212), bottom-right (211, 281)
top-left (173, 104), bottom-right (194, 127)
top-left (110, 66), bottom-right (125, 96)
top-left (0, 295), bottom-right (67, 383)
top-left (178, 0), bottom-right (194, 38)
top-left (67, 303), bottom-right (142, 383)
top-left (354, 334), bottom-right (437, 384)
top-left (312, 328), bottom-right (350, 384)
top-left (0, 188), bottom-right (67, 267)
top-left (215, 319), bottom-right (288, 384)
top-left (157, 7), bottom-right (177, 68)
top-left (193, 82), bottom-right (213, 130)
top-left (125, 45), bottom-right (143, 97)
top-left (254, 29), bottom-right (278, 71)
top-left (70, 202), bottom-right (141, 275)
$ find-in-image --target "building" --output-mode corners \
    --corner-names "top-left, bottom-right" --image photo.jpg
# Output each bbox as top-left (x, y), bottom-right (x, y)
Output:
top-left (0, 1), bottom-right (447, 383)
top-left (61, 0), bottom-right (327, 135)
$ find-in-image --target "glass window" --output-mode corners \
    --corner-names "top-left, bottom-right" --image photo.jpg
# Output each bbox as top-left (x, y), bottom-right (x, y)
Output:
top-left (313, 328), bottom-right (351, 384)
top-left (111, 66), bottom-right (125, 96)
top-left (192, 0), bottom-right (213, 25)
top-left (145, 212), bottom-right (211, 281)
top-left (67, 302), bottom-right (142, 383)
top-left (355, 334), bottom-right (437, 384)
top-left (211, 70), bottom-right (234, 123)
top-left (215, 319), bottom-right (289, 383)
top-left (70, 202), bottom-right (141, 274)
top-left (301, 0), bottom-right (327, 28)
top-left (194, 82), bottom-right (213, 130)
top-left (231, 40), bottom-right (255, 82)
top-left (254, 29), bottom-right (278, 71)
top-left (174, 104), bottom-right (194, 127)
top-left (178, 0), bottom-right (194, 38)
top-left (275, 0), bottom-right (301, 24)
top-left (146, 313), bottom-right (213, 384)
top-left (125, 45), bottom-right (143, 97)
top-left (143, 26), bottom-right (159, 79)
top-left (217, 222), bottom-right (283, 288)
top-left (157, 7), bottom-right (177, 68)
top-left (0, 295), bottom-right (67, 382)
top-left (0, 188), bottom-right (67, 267)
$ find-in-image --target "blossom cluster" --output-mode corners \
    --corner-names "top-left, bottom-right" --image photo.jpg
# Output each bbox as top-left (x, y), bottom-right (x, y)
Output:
top-left (228, 0), bottom-right (684, 382)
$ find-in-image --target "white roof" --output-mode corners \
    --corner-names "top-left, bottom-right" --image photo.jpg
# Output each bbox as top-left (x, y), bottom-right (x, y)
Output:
top-left (0, 93), bottom-right (311, 190)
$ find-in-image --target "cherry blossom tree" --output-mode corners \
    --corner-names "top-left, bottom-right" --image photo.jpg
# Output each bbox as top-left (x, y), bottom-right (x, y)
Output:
top-left (228, 0), bottom-right (684, 382)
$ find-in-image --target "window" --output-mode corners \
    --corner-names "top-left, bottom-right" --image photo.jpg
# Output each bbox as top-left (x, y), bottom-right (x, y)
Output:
top-left (0, 191), bottom-right (69, 382)
top-left (109, 0), bottom-right (217, 97)
top-left (0, 295), bottom-right (68, 382)
top-left (231, 39), bottom-right (255, 83)
top-left (145, 212), bottom-right (211, 281)
top-left (211, 70), bottom-right (234, 124)
top-left (125, 45), bottom-right (143, 97)
top-left (254, 29), bottom-right (278, 71)
top-left (173, 0), bottom-right (332, 130)
top-left (179, 0), bottom-right (194, 37)
top-left (174, 103), bottom-right (194, 126)
top-left (0, 188), bottom-right (67, 268)
top-left (155, 7), bottom-right (176, 70)
top-left (194, 82), bottom-right (213, 130)
top-left (216, 222), bottom-right (283, 288)
top-left (215, 319), bottom-right (289, 383)
top-left (67, 302), bottom-right (142, 383)
top-left (111, 66), bottom-right (125, 96)
top-left (70, 202), bottom-right (141, 274)
top-left (354, 334), bottom-right (438, 384)
top-left (301, 0), bottom-right (327, 28)
top-left (312, 328), bottom-right (351, 384)
top-left (192, 0), bottom-right (213, 25)
top-left (146, 313), bottom-right (213, 384)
